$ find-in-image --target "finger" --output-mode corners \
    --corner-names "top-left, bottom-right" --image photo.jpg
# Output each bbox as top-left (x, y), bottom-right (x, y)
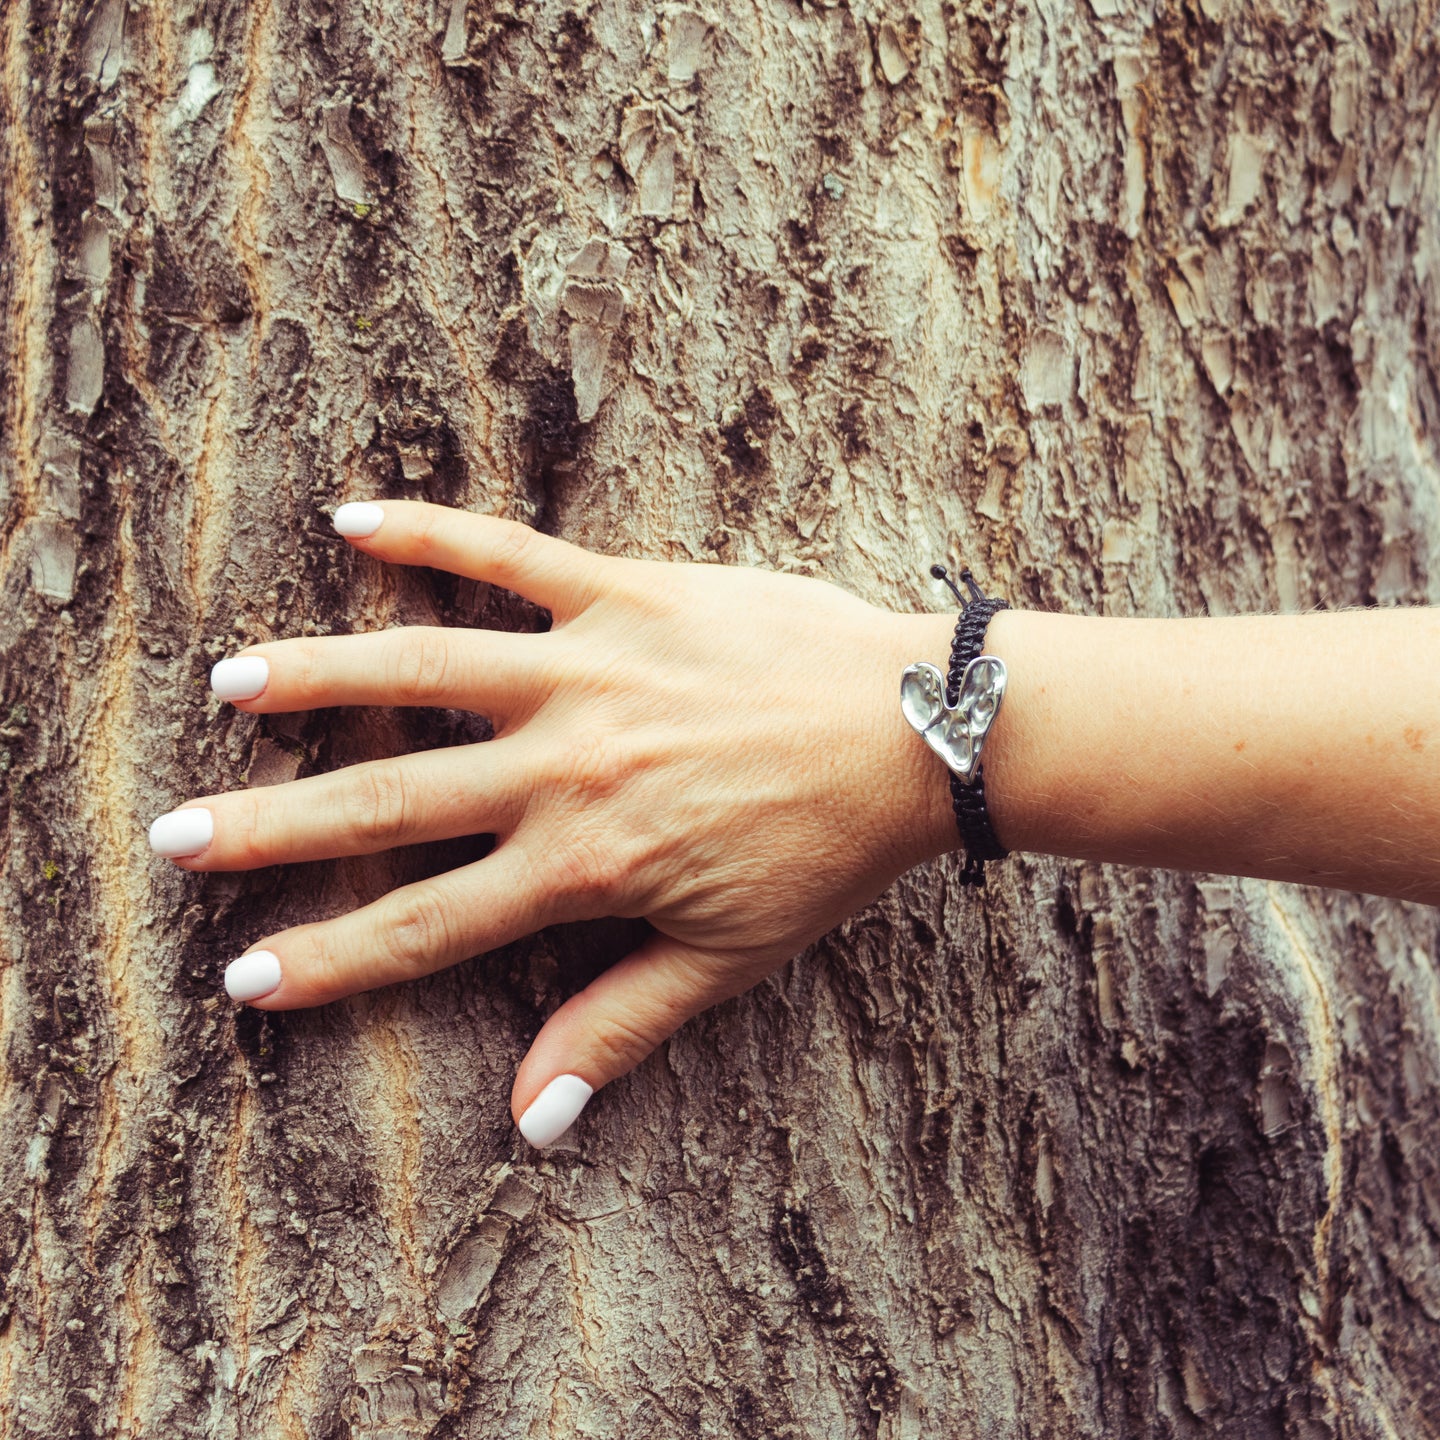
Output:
top-left (148, 739), bottom-right (529, 870)
top-left (224, 842), bottom-right (543, 1009)
top-left (511, 933), bottom-right (749, 1148)
top-left (208, 626), bottom-right (551, 721)
top-left (332, 499), bottom-right (613, 618)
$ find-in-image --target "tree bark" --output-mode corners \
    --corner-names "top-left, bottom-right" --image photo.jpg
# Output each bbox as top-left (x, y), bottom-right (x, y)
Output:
top-left (2, 0), bottom-right (1439, 1436)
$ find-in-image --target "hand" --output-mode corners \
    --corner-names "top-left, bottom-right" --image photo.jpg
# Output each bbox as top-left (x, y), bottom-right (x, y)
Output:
top-left (148, 501), bottom-right (958, 1145)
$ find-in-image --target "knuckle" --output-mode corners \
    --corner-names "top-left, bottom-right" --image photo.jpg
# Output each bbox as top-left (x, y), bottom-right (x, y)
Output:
top-left (284, 640), bottom-right (322, 699)
top-left (535, 730), bottom-right (653, 913)
top-left (382, 888), bottom-right (455, 975)
top-left (386, 627), bottom-right (455, 704)
top-left (562, 728), bottom-right (627, 804)
top-left (409, 504), bottom-right (444, 558)
top-left (598, 557), bottom-right (681, 621)
top-left (547, 833), bottom-right (623, 915)
top-left (226, 792), bottom-right (269, 868)
top-left (489, 519), bottom-right (536, 580)
top-left (587, 1008), bottom-right (663, 1076)
top-left (301, 927), bottom-right (348, 999)
top-left (339, 763), bottom-right (413, 850)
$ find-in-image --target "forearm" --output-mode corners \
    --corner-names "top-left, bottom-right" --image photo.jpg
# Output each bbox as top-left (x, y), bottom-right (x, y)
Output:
top-left (895, 607), bottom-right (1440, 905)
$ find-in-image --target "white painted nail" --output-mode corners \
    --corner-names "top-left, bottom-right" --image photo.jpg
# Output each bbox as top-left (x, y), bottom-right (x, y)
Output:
top-left (333, 502), bottom-right (385, 538)
top-left (210, 656), bottom-right (269, 703)
top-left (225, 950), bottom-right (282, 1002)
top-left (148, 807), bottom-right (214, 859)
top-left (518, 1075), bottom-right (594, 1148)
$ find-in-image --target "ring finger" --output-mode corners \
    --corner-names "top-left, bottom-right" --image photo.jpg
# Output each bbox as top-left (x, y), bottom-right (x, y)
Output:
top-left (148, 738), bottom-right (530, 869)
top-left (209, 625), bottom-right (553, 728)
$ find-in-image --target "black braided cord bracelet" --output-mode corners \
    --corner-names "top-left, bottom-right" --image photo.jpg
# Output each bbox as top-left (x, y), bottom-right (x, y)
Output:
top-left (931, 564), bottom-right (1011, 887)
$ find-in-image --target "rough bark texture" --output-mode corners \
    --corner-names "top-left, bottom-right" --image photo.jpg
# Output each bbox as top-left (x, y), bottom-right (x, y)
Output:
top-left (3, 0), bottom-right (1440, 1436)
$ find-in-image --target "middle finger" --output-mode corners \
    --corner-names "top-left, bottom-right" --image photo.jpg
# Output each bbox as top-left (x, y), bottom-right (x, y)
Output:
top-left (149, 739), bottom-right (531, 869)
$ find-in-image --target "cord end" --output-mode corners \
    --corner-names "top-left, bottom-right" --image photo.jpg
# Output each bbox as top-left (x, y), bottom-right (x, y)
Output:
top-left (958, 568), bottom-right (987, 604)
top-left (930, 563), bottom-right (967, 606)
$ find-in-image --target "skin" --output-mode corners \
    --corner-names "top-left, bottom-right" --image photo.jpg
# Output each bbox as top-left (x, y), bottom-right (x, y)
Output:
top-left (156, 500), bottom-right (1440, 1132)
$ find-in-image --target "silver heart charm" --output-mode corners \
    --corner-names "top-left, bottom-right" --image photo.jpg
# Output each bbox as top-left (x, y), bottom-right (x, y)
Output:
top-left (900, 655), bottom-right (1007, 785)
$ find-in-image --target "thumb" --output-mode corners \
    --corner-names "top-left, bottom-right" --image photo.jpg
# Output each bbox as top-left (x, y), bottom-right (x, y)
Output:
top-left (512, 932), bottom-right (743, 1148)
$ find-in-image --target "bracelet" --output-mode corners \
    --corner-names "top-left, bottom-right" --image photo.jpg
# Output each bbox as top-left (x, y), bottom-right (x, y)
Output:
top-left (900, 565), bottom-right (1011, 887)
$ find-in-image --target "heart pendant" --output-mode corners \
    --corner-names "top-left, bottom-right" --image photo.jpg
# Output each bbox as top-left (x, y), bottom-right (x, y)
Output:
top-left (900, 655), bottom-right (1007, 785)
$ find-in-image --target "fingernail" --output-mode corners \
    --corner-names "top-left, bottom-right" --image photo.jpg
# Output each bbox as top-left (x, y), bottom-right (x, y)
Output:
top-left (333, 502), bottom-right (385, 538)
top-left (148, 807), bottom-right (214, 858)
top-left (225, 950), bottom-right (282, 1002)
top-left (518, 1075), bottom-right (594, 1148)
top-left (210, 656), bottom-right (269, 702)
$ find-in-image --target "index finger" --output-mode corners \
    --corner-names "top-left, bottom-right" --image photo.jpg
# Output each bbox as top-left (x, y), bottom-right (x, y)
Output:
top-left (227, 840), bottom-right (546, 1009)
top-left (334, 500), bottom-right (613, 618)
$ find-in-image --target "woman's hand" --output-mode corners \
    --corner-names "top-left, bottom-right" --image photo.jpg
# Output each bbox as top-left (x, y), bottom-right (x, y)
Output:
top-left (148, 501), bottom-right (958, 1145)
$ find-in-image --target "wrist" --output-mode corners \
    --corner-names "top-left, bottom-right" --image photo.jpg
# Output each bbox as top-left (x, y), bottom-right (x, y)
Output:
top-left (881, 606), bottom-right (1041, 871)
top-left (878, 610), bottom-right (981, 867)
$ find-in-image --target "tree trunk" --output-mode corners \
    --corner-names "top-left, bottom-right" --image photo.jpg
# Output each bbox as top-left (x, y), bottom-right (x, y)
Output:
top-left (3, 0), bottom-right (1439, 1435)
